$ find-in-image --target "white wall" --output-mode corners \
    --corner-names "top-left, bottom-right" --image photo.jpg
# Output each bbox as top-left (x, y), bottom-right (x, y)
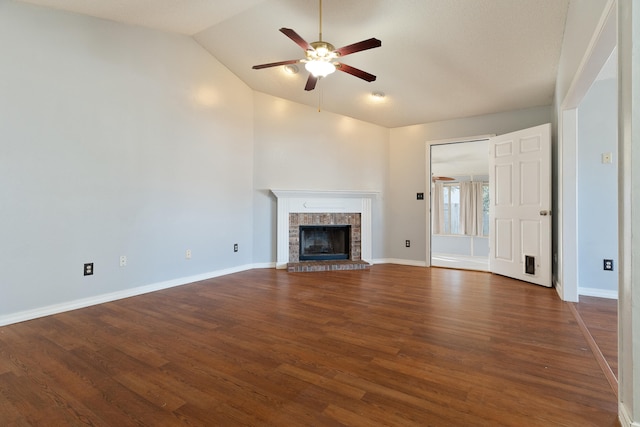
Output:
top-left (0, 1), bottom-right (255, 323)
top-left (555, 0), bottom-right (613, 106)
top-left (387, 106), bottom-right (553, 264)
top-left (577, 78), bottom-right (618, 297)
top-left (251, 91), bottom-right (390, 264)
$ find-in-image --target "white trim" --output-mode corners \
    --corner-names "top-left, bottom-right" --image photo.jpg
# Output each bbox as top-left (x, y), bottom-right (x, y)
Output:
top-left (426, 134), bottom-right (495, 146)
top-left (426, 143), bottom-right (433, 267)
top-left (271, 189), bottom-right (378, 268)
top-left (0, 264), bottom-right (255, 327)
top-left (426, 135), bottom-right (495, 271)
top-left (560, 108), bottom-right (579, 302)
top-left (561, 0), bottom-right (617, 110)
top-left (251, 262), bottom-right (277, 269)
top-left (373, 258), bottom-right (428, 267)
top-left (619, 401), bottom-right (636, 427)
top-left (578, 287), bottom-right (618, 299)
top-left (271, 189), bottom-right (378, 199)
top-left (554, 277), bottom-right (563, 299)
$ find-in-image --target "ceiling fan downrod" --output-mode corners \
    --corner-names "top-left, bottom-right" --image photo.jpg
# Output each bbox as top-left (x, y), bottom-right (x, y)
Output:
top-left (318, 0), bottom-right (323, 42)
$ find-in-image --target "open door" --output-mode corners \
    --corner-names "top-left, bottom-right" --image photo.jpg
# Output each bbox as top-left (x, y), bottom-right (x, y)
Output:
top-left (489, 123), bottom-right (552, 287)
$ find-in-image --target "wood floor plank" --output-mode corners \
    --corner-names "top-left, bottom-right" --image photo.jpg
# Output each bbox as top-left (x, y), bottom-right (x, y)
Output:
top-left (0, 265), bottom-right (620, 426)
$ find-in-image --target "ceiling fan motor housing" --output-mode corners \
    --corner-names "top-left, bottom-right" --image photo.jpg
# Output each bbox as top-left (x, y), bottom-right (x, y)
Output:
top-left (307, 41), bottom-right (337, 60)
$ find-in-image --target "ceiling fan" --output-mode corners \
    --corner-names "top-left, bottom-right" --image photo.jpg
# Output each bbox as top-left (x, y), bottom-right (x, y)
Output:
top-left (252, 0), bottom-right (382, 91)
top-left (432, 176), bottom-right (456, 182)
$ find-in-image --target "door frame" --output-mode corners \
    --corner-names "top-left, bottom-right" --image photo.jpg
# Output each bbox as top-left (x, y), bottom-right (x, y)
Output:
top-left (425, 135), bottom-right (494, 268)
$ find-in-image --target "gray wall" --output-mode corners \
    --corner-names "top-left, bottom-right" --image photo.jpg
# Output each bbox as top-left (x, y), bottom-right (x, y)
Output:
top-left (0, 1), bottom-right (255, 321)
top-left (251, 92), bottom-right (390, 265)
top-left (577, 78), bottom-right (618, 295)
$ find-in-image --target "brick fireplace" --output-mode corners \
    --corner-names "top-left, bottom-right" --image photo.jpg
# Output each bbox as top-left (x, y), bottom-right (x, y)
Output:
top-left (271, 190), bottom-right (377, 270)
top-left (289, 213), bottom-right (360, 262)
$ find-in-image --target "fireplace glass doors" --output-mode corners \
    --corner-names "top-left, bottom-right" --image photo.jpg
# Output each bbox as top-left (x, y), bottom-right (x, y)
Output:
top-left (299, 225), bottom-right (351, 261)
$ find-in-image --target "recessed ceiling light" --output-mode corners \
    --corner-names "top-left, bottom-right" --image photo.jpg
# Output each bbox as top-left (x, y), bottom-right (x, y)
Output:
top-left (284, 64), bottom-right (299, 74)
top-left (371, 91), bottom-right (386, 100)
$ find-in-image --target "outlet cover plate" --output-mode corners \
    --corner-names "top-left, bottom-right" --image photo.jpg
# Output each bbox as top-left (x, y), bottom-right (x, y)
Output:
top-left (84, 263), bottom-right (94, 276)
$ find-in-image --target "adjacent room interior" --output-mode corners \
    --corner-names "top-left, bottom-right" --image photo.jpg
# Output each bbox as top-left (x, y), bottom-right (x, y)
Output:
top-left (430, 139), bottom-right (490, 272)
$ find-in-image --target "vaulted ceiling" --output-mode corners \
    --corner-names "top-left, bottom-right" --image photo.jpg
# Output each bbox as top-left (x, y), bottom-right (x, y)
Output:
top-left (18, 0), bottom-right (570, 128)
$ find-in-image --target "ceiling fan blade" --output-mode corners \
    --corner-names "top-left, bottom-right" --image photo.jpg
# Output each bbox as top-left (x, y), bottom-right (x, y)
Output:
top-left (252, 59), bottom-right (300, 70)
top-left (334, 38), bottom-right (381, 57)
top-left (335, 63), bottom-right (376, 82)
top-left (280, 28), bottom-right (313, 51)
top-left (304, 74), bottom-right (318, 91)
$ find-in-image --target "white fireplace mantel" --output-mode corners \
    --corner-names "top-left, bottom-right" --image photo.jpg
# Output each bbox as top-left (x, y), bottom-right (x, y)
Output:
top-left (271, 190), bottom-right (378, 269)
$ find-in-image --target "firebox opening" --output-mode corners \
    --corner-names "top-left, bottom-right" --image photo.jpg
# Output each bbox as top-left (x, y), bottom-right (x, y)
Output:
top-left (299, 225), bottom-right (351, 261)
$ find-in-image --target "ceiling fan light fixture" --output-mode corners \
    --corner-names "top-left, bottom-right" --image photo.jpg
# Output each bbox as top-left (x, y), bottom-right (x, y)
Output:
top-left (305, 60), bottom-right (336, 77)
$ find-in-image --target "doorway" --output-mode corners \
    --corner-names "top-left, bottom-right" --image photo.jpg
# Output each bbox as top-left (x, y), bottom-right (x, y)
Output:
top-left (430, 140), bottom-right (490, 271)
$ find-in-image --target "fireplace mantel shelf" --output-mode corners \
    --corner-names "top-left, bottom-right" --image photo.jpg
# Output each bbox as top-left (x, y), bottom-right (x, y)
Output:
top-left (271, 190), bottom-right (378, 199)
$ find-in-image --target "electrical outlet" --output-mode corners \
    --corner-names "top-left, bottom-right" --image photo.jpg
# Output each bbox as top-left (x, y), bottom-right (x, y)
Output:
top-left (186, 249), bottom-right (192, 259)
top-left (84, 263), bottom-right (94, 276)
top-left (405, 240), bottom-right (411, 248)
top-left (603, 259), bottom-right (614, 271)
top-left (234, 243), bottom-right (238, 252)
top-left (417, 193), bottom-right (424, 200)
top-left (119, 255), bottom-right (127, 267)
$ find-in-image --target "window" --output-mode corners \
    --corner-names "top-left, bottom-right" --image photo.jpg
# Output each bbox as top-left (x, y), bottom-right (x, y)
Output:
top-left (482, 183), bottom-right (489, 236)
top-left (442, 184), bottom-right (460, 234)
top-left (436, 181), bottom-right (489, 236)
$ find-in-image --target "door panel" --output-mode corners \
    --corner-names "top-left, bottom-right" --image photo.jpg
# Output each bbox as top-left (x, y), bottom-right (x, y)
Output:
top-left (495, 219), bottom-right (513, 260)
top-left (489, 123), bottom-right (552, 287)
top-left (495, 165), bottom-right (512, 205)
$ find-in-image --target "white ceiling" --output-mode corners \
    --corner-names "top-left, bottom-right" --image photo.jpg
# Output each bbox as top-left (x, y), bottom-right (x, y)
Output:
top-left (18, 0), bottom-right (570, 128)
top-left (431, 140), bottom-right (489, 177)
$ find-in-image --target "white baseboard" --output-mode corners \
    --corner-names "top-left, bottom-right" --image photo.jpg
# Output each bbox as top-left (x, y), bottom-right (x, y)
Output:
top-left (554, 278), bottom-right (565, 300)
top-left (0, 264), bottom-right (255, 327)
top-left (619, 401), bottom-right (637, 427)
top-left (579, 287), bottom-right (618, 299)
top-left (251, 262), bottom-right (276, 269)
top-left (372, 258), bottom-right (428, 267)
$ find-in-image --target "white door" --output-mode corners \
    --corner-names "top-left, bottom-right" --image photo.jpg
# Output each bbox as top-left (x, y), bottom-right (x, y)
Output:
top-left (489, 123), bottom-right (552, 287)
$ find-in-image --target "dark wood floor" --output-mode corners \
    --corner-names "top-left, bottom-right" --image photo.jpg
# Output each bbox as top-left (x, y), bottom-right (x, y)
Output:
top-left (574, 295), bottom-right (618, 378)
top-left (0, 265), bottom-right (619, 426)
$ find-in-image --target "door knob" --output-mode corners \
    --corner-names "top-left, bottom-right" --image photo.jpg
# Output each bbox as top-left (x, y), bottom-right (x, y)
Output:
top-left (539, 210), bottom-right (550, 216)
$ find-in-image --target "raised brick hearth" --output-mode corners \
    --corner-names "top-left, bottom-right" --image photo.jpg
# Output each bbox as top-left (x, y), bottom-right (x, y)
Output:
top-left (287, 260), bottom-right (370, 272)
